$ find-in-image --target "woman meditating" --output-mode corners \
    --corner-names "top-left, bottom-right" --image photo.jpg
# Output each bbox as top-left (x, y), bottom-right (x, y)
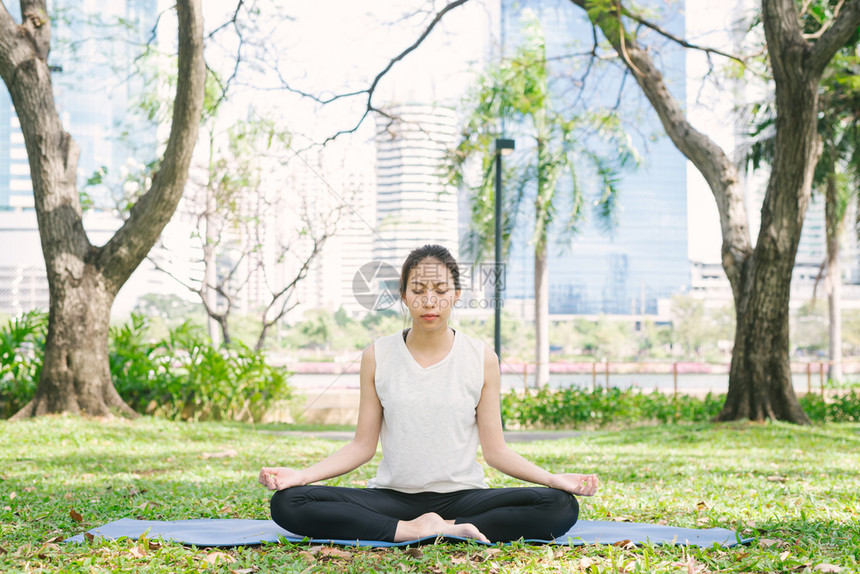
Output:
top-left (259, 244), bottom-right (599, 543)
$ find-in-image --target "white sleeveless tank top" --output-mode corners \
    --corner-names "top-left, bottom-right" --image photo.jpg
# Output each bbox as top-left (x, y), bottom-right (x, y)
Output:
top-left (366, 328), bottom-right (489, 493)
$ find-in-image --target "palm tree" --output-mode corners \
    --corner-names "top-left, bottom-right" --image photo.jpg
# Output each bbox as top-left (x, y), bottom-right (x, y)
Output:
top-left (446, 12), bottom-right (636, 387)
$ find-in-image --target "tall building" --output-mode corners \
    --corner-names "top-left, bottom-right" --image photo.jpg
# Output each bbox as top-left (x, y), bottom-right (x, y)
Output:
top-left (0, 1), bottom-right (168, 316)
top-left (0, 0), bottom-right (158, 210)
top-left (373, 103), bottom-right (460, 267)
top-left (499, 0), bottom-right (690, 317)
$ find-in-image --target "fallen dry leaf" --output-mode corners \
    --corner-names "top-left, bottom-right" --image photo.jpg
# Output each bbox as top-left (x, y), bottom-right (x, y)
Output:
top-left (201, 449), bottom-right (237, 459)
top-left (696, 517), bottom-right (710, 527)
top-left (69, 509), bottom-right (83, 523)
top-left (205, 551), bottom-right (236, 565)
top-left (814, 565), bottom-right (841, 573)
top-left (767, 475), bottom-right (788, 483)
top-left (696, 501), bottom-right (709, 511)
top-left (0, 545), bottom-right (7, 555)
top-left (403, 547), bottom-right (423, 558)
top-left (780, 551), bottom-right (791, 561)
top-left (129, 545), bottom-right (146, 558)
top-left (84, 532), bottom-right (95, 542)
top-left (759, 538), bottom-right (781, 548)
top-left (307, 546), bottom-right (351, 558)
top-left (148, 540), bottom-right (162, 551)
top-left (613, 539), bottom-right (636, 550)
top-left (231, 568), bottom-right (258, 574)
top-left (319, 547), bottom-right (351, 559)
top-left (579, 557), bottom-right (595, 568)
top-left (9, 492), bottom-right (17, 500)
top-left (46, 536), bottom-right (64, 544)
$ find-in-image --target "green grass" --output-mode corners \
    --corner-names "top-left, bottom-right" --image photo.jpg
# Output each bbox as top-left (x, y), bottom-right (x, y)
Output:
top-left (1, 417), bottom-right (858, 573)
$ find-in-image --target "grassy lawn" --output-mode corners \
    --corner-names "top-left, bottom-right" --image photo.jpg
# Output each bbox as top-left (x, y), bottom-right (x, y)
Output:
top-left (0, 417), bottom-right (858, 573)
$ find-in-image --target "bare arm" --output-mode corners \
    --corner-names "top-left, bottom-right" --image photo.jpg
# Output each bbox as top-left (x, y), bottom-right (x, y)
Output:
top-left (259, 344), bottom-right (383, 490)
top-left (476, 346), bottom-right (599, 496)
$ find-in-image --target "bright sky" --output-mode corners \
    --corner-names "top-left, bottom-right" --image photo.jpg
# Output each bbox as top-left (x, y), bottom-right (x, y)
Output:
top-left (199, 0), bottom-right (727, 262)
top-left (200, 0), bottom-right (493, 141)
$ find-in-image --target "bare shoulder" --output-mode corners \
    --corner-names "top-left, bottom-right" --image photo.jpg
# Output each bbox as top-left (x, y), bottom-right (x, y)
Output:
top-left (359, 343), bottom-right (377, 376)
top-left (482, 343), bottom-right (500, 378)
top-left (362, 343), bottom-right (376, 364)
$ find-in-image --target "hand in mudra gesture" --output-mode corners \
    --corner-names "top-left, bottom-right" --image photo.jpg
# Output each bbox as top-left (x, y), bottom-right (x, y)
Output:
top-left (550, 473), bottom-right (600, 496)
top-left (259, 467), bottom-right (306, 491)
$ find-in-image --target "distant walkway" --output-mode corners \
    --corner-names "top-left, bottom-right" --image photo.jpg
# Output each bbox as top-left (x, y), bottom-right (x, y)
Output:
top-left (262, 430), bottom-right (582, 442)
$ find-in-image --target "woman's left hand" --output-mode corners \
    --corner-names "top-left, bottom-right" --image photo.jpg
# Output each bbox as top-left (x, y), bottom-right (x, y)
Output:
top-left (549, 473), bottom-right (600, 496)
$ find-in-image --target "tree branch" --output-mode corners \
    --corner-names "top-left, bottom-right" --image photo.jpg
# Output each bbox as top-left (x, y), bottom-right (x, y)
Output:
top-left (320, 0), bottom-right (470, 145)
top-left (807, 0), bottom-right (860, 74)
top-left (99, 0), bottom-right (206, 291)
top-left (620, 2), bottom-right (746, 64)
top-left (803, 0), bottom-right (845, 40)
top-left (20, 0), bottom-right (50, 59)
top-left (571, 0), bottom-right (752, 296)
top-left (0, 4), bottom-right (22, 80)
top-left (206, 0), bottom-right (244, 40)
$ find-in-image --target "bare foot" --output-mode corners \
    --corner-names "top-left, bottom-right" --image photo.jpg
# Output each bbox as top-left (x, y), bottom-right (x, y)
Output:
top-left (394, 512), bottom-right (490, 543)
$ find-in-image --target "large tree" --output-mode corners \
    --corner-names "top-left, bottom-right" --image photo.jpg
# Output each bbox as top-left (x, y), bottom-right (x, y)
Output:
top-left (565, 0), bottom-right (860, 422)
top-left (744, 43), bottom-right (860, 383)
top-left (0, 0), bottom-right (205, 418)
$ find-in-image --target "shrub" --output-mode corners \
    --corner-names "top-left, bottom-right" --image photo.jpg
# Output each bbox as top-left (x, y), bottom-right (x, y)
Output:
top-left (800, 391), bottom-right (860, 422)
top-left (0, 311), bottom-right (47, 418)
top-left (502, 387), bottom-right (724, 429)
top-left (503, 386), bottom-right (860, 428)
top-left (109, 315), bottom-right (292, 421)
top-left (0, 312), bottom-right (291, 421)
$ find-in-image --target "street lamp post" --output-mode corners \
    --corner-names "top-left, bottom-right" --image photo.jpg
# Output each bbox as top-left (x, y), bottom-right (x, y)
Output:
top-left (494, 138), bottom-right (515, 366)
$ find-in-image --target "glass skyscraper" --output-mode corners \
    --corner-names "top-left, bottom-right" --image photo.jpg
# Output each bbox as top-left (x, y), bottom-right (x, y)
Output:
top-left (0, 1), bottom-right (158, 315)
top-left (499, 0), bottom-right (690, 316)
top-left (0, 0), bottom-right (157, 210)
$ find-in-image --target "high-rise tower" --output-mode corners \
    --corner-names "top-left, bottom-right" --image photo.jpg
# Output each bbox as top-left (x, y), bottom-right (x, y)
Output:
top-left (374, 104), bottom-right (460, 267)
top-left (499, 0), bottom-right (690, 317)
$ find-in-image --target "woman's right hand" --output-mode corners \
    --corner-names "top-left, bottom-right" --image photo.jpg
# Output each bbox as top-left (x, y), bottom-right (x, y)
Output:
top-left (258, 467), bottom-right (306, 491)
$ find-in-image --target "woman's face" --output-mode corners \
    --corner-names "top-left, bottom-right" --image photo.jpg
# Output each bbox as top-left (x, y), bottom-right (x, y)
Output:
top-left (402, 257), bottom-right (460, 331)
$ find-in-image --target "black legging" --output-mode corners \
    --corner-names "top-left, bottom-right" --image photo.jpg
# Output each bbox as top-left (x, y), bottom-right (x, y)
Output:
top-left (270, 485), bottom-right (579, 542)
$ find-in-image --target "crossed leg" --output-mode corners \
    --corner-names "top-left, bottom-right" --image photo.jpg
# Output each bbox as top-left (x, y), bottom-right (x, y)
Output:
top-left (270, 485), bottom-right (578, 543)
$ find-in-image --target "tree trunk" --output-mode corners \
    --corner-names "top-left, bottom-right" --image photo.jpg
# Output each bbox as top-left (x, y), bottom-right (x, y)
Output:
top-left (828, 257), bottom-right (842, 383)
top-left (14, 271), bottom-right (135, 417)
top-left (203, 212), bottom-right (226, 346)
top-left (534, 239), bottom-right (550, 388)
top-left (719, 249), bottom-right (810, 422)
top-left (825, 166), bottom-right (843, 383)
top-left (0, 0), bottom-right (205, 419)
top-left (571, 0), bottom-right (860, 422)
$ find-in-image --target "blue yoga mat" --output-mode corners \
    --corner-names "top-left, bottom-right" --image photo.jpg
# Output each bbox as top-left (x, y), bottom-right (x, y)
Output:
top-left (66, 518), bottom-right (751, 548)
